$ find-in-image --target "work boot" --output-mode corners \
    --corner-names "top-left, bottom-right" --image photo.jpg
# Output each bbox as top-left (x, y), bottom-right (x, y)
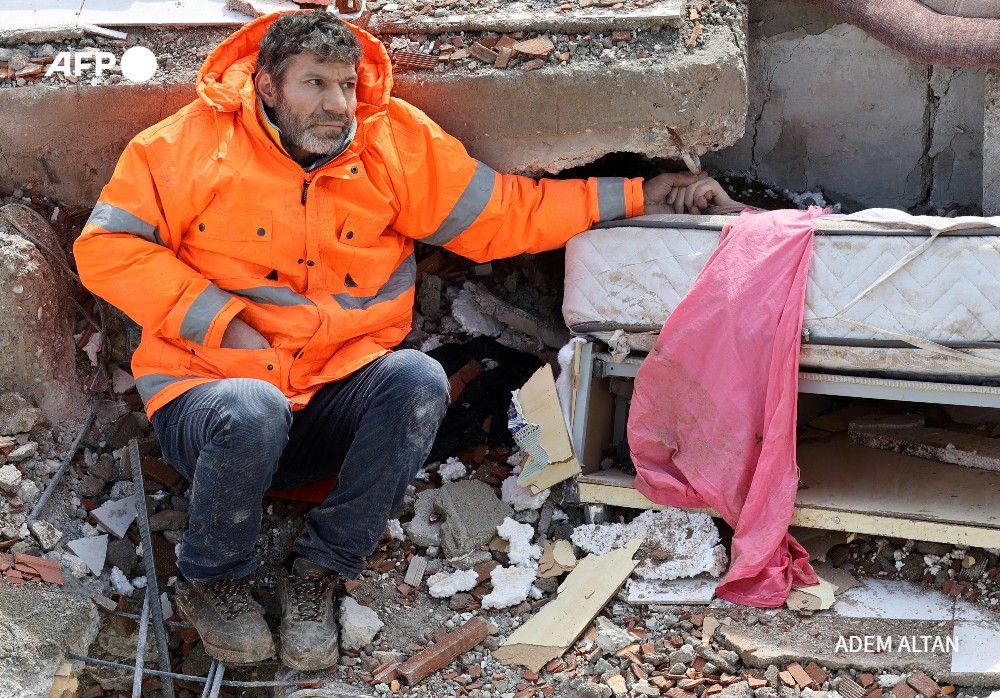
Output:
top-left (174, 575), bottom-right (275, 664)
top-left (277, 556), bottom-right (341, 671)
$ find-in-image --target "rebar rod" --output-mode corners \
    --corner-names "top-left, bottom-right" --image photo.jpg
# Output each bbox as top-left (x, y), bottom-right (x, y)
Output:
top-left (199, 660), bottom-right (218, 698)
top-left (129, 438), bottom-right (175, 698)
top-left (28, 407), bottom-right (95, 520)
top-left (66, 653), bottom-right (298, 688)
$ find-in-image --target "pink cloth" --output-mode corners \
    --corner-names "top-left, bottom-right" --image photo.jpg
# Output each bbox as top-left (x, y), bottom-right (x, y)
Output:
top-left (628, 208), bottom-right (821, 607)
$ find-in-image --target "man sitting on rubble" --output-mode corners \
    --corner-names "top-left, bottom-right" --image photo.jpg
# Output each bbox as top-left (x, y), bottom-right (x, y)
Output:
top-left (74, 10), bottom-right (739, 670)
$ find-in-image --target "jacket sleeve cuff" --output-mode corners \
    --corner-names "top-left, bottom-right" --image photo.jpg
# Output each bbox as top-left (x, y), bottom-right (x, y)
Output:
top-left (201, 295), bottom-right (247, 349)
top-left (626, 177), bottom-right (644, 218)
top-left (167, 282), bottom-right (247, 348)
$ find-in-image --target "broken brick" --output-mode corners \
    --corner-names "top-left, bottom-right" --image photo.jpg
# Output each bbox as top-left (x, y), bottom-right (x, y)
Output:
top-left (142, 456), bottom-right (182, 488)
top-left (906, 672), bottom-right (941, 698)
top-left (893, 681), bottom-right (919, 698)
top-left (805, 662), bottom-right (828, 686)
top-left (513, 37), bottom-right (555, 57)
top-left (521, 59), bottom-right (545, 71)
top-left (397, 617), bottom-right (491, 686)
top-left (469, 42), bottom-right (499, 65)
top-left (393, 50), bottom-right (438, 71)
top-left (611, 30), bottom-right (632, 44)
top-left (786, 663), bottom-right (813, 688)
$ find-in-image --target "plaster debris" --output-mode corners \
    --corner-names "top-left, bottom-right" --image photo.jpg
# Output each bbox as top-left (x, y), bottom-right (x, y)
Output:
top-left (450, 288), bottom-right (504, 337)
top-left (0, 464), bottom-right (22, 494)
top-left (593, 616), bottom-right (633, 653)
top-left (109, 566), bottom-right (134, 595)
top-left (111, 368), bottom-right (135, 394)
top-left (67, 534), bottom-right (109, 576)
top-left (28, 520), bottom-right (62, 551)
top-left (500, 475), bottom-right (549, 511)
top-left (572, 508), bottom-right (729, 579)
top-left (387, 518), bottom-right (406, 541)
top-left (91, 495), bottom-right (138, 539)
top-left (339, 597), bottom-right (384, 650)
top-left (849, 422), bottom-right (1000, 472)
top-left (497, 517), bottom-right (541, 567)
top-left (437, 457), bottom-right (468, 483)
top-left (62, 553), bottom-right (90, 579)
top-left (481, 564), bottom-right (537, 609)
top-left (427, 568), bottom-right (479, 598)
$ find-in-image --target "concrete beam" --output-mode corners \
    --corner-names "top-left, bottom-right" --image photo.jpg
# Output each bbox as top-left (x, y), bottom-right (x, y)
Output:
top-left (0, 21), bottom-right (746, 208)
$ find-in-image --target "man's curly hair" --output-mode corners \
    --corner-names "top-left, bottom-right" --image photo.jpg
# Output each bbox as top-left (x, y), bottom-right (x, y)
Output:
top-left (257, 11), bottom-right (362, 85)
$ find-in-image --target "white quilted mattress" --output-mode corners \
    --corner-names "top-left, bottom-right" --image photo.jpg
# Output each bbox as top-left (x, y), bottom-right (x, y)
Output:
top-left (563, 214), bottom-right (1000, 379)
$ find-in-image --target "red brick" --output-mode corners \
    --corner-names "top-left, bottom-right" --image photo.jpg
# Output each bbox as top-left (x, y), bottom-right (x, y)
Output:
top-left (906, 672), bottom-right (941, 698)
top-left (142, 457), bottom-right (182, 488)
top-left (786, 663), bottom-right (813, 688)
top-left (893, 681), bottom-right (919, 698)
top-left (805, 662), bottom-right (828, 685)
top-left (521, 59), bottom-right (545, 71)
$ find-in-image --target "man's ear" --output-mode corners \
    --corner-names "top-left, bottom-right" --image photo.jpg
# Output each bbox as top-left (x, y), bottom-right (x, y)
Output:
top-left (255, 70), bottom-right (278, 109)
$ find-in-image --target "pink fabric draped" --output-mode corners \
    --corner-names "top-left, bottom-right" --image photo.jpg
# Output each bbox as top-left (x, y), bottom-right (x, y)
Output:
top-left (628, 209), bottom-right (821, 607)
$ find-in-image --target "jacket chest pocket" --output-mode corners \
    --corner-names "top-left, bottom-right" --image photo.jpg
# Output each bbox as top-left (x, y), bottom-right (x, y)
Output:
top-left (186, 206), bottom-right (275, 275)
top-left (328, 212), bottom-right (400, 291)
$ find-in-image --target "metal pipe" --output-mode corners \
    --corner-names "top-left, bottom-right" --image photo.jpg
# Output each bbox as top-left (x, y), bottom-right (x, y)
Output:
top-left (28, 407), bottom-right (96, 520)
top-left (131, 593), bottom-right (150, 698)
top-left (66, 653), bottom-right (297, 688)
top-left (129, 438), bottom-right (175, 698)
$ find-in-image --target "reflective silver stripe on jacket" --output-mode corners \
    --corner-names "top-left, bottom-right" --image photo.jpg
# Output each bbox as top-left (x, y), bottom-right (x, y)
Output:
top-left (331, 254), bottom-right (416, 310)
top-left (421, 161), bottom-right (497, 246)
top-left (180, 284), bottom-right (232, 344)
top-left (596, 178), bottom-right (627, 222)
top-left (232, 286), bottom-right (312, 307)
top-left (135, 374), bottom-right (197, 403)
top-left (87, 203), bottom-right (164, 245)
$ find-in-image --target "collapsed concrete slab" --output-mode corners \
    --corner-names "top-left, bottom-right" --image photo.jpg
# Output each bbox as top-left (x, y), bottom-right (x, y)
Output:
top-left (0, 584), bottom-right (99, 698)
top-left (0, 205), bottom-right (85, 421)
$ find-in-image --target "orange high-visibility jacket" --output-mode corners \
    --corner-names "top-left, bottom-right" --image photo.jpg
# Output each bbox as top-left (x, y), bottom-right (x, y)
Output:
top-left (74, 13), bottom-right (645, 417)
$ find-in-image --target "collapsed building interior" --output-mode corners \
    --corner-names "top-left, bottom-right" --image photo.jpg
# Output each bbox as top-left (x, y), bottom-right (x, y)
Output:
top-left (1, 0), bottom-right (1000, 697)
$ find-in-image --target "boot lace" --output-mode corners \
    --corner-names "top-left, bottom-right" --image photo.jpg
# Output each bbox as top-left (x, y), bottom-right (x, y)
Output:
top-left (288, 573), bottom-right (334, 622)
top-left (203, 577), bottom-right (255, 621)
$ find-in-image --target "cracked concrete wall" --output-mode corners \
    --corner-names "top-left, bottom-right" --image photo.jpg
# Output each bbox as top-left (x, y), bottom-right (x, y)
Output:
top-left (702, 0), bottom-right (985, 211)
top-left (984, 70), bottom-right (1000, 215)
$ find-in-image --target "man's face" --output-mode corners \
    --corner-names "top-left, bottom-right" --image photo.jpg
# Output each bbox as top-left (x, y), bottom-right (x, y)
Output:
top-left (258, 53), bottom-right (359, 160)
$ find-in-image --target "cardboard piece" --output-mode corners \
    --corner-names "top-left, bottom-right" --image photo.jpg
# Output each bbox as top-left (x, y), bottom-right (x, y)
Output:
top-left (493, 539), bottom-right (641, 671)
top-left (90, 495), bottom-right (136, 539)
top-left (67, 534), bottom-right (109, 576)
top-left (811, 563), bottom-right (860, 595)
top-left (786, 576), bottom-right (837, 612)
top-left (508, 365), bottom-right (581, 494)
top-left (537, 539), bottom-right (577, 579)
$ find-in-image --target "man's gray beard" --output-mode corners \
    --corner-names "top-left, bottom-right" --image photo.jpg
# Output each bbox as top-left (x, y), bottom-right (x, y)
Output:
top-left (274, 95), bottom-right (352, 156)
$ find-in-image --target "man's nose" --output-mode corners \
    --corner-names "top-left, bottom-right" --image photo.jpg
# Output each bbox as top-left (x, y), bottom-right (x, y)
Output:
top-left (321, 87), bottom-right (349, 116)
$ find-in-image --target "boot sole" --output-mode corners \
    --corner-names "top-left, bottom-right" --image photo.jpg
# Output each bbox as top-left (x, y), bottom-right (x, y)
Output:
top-left (175, 596), bottom-right (275, 665)
top-left (279, 644), bottom-right (339, 672)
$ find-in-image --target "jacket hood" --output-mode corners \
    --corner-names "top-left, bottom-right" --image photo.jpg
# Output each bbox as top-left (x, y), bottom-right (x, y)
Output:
top-left (196, 12), bottom-right (394, 113)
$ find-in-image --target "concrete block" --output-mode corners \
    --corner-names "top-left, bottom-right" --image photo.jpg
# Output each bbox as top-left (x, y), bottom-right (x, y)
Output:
top-left (435, 479), bottom-right (513, 561)
top-left (0, 392), bottom-right (43, 436)
top-left (984, 69), bottom-right (1000, 215)
top-left (0, 205), bottom-right (85, 421)
top-left (704, 0), bottom-right (985, 211)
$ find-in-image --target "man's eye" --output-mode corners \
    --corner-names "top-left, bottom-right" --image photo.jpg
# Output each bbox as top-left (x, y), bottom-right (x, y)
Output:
top-left (308, 79), bottom-right (322, 86)
top-left (341, 82), bottom-right (355, 89)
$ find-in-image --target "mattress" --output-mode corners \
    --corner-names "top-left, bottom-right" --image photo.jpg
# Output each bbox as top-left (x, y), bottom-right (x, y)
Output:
top-left (563, 213), bottom-right (1000, 380)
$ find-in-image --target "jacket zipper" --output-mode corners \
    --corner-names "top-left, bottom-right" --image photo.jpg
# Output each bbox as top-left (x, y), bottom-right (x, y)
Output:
top-left (301, 180), bottom-right (311, 205)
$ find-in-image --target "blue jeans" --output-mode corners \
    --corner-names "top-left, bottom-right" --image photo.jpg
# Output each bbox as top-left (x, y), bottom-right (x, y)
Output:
top-left (151, 350), bottom-right (450, 583)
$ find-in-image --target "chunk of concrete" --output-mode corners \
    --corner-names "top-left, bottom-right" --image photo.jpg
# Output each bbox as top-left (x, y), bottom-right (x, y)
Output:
top-left (435, 479), bottom-right (513, 561)
top-left (28, 520), bottom-right (62, 551)
top-left (338, 597), bottom-right (383, 650)
top-left (0, 584), bottom-right (99, 698)
top-left (405, 488), bottom-right (442, 548)
top-left (593, 616), bottom-right (633, 654)
top-left (0, 206), bottom-right (85, 422)
top-left (0, 464), bottom-right (22, 494)
top-left (7, 442), bottom-right (38, 463)
top-left (0, 392), bottom-right (43, 436)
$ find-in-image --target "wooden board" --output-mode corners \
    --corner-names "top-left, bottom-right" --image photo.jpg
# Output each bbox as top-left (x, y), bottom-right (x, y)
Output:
top-left (578, 434), bottom-right (1000, 548)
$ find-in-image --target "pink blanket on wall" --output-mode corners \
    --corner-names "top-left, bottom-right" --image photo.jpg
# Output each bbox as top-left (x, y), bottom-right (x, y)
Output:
top-left (628, 208), bottom-right (821, 607)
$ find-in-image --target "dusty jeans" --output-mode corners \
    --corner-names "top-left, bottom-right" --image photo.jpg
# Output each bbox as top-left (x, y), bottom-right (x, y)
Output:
top-left (151, 349), bottom-right (450, 583)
